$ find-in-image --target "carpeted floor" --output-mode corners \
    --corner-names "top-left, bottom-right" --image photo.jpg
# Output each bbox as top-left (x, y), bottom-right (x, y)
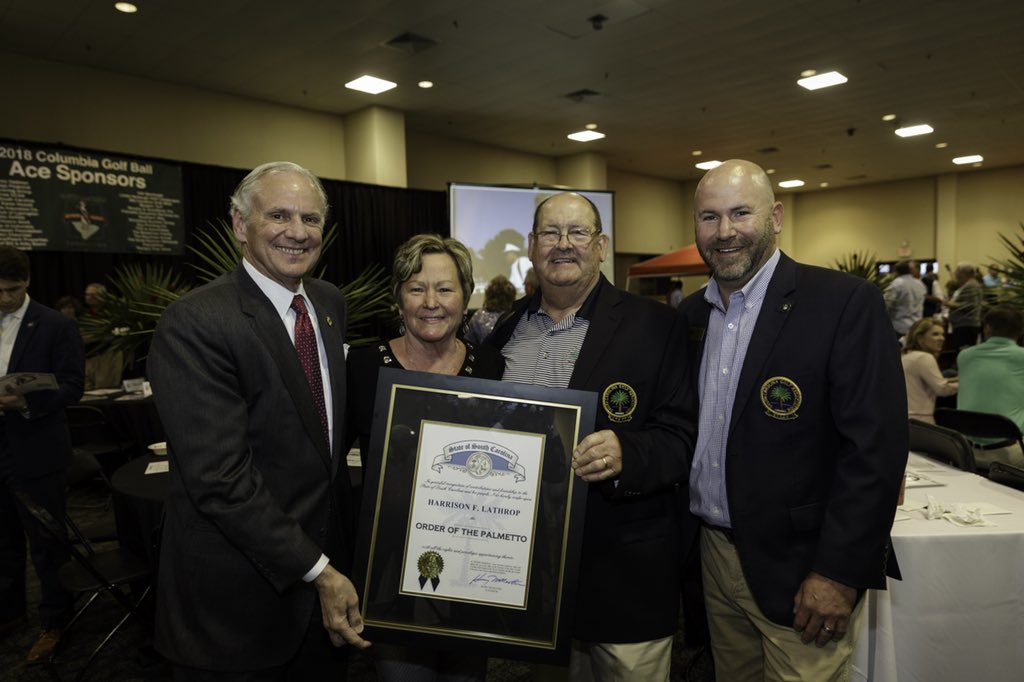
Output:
top-left (1, 480), bottom-right (713, 681)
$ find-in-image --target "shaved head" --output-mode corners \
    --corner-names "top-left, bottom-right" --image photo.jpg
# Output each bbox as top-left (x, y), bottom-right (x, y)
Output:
top-left (695, 159), bottom-right (776, 212)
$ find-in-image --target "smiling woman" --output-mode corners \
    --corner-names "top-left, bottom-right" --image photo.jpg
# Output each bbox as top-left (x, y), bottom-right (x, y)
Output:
top-left (344, 233), bottom-right (505, 681)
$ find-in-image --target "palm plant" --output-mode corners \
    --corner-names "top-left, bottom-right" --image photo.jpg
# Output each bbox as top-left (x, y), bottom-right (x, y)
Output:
top-left (990, 222), bottom-right (1024, 309)
top-left (82, 220), bottom-right (393, 360)
top-left (833, 251), bottom-right (894, 289)
top-left (78, 263), bottom-right (190, 359)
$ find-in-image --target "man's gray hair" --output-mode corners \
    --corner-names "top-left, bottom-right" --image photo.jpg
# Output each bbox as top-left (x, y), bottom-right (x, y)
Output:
top-left (229, 161), bottom-right (328, 221)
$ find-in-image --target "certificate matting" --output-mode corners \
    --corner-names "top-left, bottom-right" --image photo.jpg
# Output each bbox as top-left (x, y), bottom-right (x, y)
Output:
top-left (353, 368), bottom-right (596, 663)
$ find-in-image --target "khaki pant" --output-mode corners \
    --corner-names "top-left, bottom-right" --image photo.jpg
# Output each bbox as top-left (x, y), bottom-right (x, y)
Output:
top-left (532, 636), bottom-right (673, 682)
top-left (700, 526), bottom-right (864, 682)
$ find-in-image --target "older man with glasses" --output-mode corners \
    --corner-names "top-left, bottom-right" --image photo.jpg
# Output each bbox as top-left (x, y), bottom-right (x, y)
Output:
top-left (487, 192), bottom-right (696, 681)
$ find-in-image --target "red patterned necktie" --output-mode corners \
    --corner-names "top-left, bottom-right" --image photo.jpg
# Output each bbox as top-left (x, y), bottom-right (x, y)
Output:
top-left (291, 295), bottom-right (329, 443)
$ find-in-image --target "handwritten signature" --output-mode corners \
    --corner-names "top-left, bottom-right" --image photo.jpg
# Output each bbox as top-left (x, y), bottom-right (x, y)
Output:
top-left (469, 573), bottom-right (524, 587)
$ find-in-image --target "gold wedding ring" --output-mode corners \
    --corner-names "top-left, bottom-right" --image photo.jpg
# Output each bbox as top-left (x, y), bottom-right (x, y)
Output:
top-left (602, 456), bottom-right (609, 469)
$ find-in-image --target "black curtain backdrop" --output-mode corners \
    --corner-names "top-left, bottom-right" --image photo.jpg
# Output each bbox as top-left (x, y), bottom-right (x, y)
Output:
top-left (24, 157), bottom-right (448, 310)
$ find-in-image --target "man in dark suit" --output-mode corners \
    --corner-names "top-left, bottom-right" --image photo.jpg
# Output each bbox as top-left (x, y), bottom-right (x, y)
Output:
top-left (680, 160), bottom-right (906, 680)
top-left (488, 192), bottom-right (695, 681)
top-left (148, 161), bottom-right (369, 680)
top-left (0, 246), bottom-right (84, 663)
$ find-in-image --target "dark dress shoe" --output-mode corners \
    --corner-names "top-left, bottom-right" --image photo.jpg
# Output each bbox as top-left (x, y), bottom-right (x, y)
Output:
top-left (0, 615), bottom-right (27, 639)
top-left (26, 628), bottom-right (63, 664)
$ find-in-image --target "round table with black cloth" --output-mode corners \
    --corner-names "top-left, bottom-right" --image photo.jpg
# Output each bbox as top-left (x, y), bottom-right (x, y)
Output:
top-left (111, 454), bottom-right (169, 567)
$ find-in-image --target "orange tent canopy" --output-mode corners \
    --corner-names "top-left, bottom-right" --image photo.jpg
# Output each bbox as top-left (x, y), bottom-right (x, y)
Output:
top-left (627, 243), bottom-right (709, 278)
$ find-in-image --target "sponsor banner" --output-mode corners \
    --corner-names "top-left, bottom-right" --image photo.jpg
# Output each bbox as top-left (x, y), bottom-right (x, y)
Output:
top-left (0, 139), bottom-right (185, 254)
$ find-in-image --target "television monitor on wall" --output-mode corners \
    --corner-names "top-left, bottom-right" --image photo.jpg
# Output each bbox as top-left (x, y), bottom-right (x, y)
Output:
top-left (448, 182), bottom-right (615, 309)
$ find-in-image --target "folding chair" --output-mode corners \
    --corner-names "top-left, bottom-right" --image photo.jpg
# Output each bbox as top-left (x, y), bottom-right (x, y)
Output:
top-left (934, 408), bottom-right (1024, 452)
top-left (13, 490), bottom-right (151, 682)
top-left (908, 419), bottom-right (977, 472)
top-left (988, 461), bottom-right (1024, 493)
top-left (65, 405), bottom-right (136, 474)
top-left (934, 408), bottom-right (1024, 473)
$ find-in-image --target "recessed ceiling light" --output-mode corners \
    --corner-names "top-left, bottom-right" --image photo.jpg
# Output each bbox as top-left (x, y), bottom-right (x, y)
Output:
top-left (765, 169), bottom-right (776, 175)
top-left (881, 113), bottom-right (896, 122)
top-left (585, 123), bottom-right (598, 130)
top-left (895, 124), bottom-right (934, 137)
top-left (345, 75), bottom-right (397, 94)
top-left (695, 160), bottom-right (722, 170)
top-left (417, 80), bottom-right (433, 89)
top-left (114, 2), bottom-right (137, 12)
top-left (797, 71), bottom-right (847, 90)
top-left (800, 69), bottom-right (817, 78)
top-left (691, 150), bottom-right (703, 157)
top-left (778, 179), bottom-right (805, 188)
top-left (935, 142), bottom-right (948, 149)
top-left (953, 155), bottom-right (983, 165)
top-left (567, 130), bottom-right (605, 142)
top-left (819, 182), bottom-right (830, 188)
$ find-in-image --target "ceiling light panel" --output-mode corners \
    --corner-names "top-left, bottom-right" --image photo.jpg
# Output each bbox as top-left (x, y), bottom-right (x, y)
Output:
top-left (895, 124), bottom-right (934, 137)
top-left (567, 130), bottom-right (605, 142)
top-left (797, 71), bottom-right (848, 90)
top-left (952, 155), bottom-right (983, 165)
top-left (345, 75), bottom-right (397, 94)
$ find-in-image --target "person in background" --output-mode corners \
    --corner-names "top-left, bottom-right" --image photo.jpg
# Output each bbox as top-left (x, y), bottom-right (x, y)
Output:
top-left (148, 161), bottom-right (368, 679)
top-left (0, 246), bottom-right (84, 664)
top-left (489, 192), bottom-right (694, 681)
top-left (346, 233), bottom-right (502, 681)
top-left (78, 283), bottom-right (125, 389)
top-left (465, 274), bottom-right (516, 345)
top-left (946, 262), bottom-right (983, 349)
top-left (504, 242), bottom-right (533, 296)
top-left (902, 318), bottom-right (958, 423)
top-left (667, 280), bottom-right (684, 309)
top-left (679, 159), bottom-right (906, 681)
top-left (883, 260), bottom-right (927, 338)
top-left (522, 266), bottom-right (538, 298)
top-left (982, 265), bottom-right (1004, 288)
top-left (82, 282), bottom-right (106, 316)
top-left (957, 303), bottom-right (1024, 468)
top-left (54, 295), bottom-right (83, 320)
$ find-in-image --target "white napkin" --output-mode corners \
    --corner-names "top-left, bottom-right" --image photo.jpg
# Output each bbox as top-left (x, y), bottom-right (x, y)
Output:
top-left (924, 495), bottom-right (995, 527)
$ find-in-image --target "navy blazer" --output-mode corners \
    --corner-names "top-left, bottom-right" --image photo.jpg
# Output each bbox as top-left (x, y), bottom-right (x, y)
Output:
top-left (679, 252), bottom-right (906, 625)
top-left (489, 275), bottom-right (697, 642)
top-left (2, 299), bottom-right (84, 478)
top-left (148, 265), bottom-right (352, 670)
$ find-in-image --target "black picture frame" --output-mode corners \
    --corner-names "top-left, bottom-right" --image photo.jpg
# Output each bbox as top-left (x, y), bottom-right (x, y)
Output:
top-left (352, 368), bottom-right (596, 663)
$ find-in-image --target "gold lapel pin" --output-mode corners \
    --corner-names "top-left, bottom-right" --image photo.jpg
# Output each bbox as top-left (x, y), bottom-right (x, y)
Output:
top-left (326, 316), bottom-right (333, 327)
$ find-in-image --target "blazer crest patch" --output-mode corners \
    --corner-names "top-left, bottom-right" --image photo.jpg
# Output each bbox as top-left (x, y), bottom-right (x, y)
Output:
top-left (602, 382), bottom-right (638, 423)
top-left (760, 376), bottom-right (801, 420)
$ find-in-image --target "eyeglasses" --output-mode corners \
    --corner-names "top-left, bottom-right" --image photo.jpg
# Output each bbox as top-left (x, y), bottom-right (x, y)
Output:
top-left (534, 228), bottom-right (599, 247)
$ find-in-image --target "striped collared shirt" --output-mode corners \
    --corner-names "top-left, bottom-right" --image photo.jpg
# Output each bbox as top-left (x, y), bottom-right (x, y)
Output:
top-left (690, 249), bottom-right (781, 527)
top-left (500, 279), bottom-right (602, 388)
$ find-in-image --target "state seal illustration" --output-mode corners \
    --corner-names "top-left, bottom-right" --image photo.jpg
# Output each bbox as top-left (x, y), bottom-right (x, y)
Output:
top-left (760, 376), bottom-right (802, 420)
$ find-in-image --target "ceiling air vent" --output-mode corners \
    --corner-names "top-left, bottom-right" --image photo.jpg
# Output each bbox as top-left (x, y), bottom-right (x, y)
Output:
top-left (564, 88), bottom-right (600, 103)
top-left (383, 32), bottom-right (438, 54)
top-left (757, 146), bottom-right (780, 154)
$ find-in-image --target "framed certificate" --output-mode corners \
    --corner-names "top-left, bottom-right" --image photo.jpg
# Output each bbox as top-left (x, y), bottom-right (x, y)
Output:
top-left (352, 368), bottom-right (596, 663)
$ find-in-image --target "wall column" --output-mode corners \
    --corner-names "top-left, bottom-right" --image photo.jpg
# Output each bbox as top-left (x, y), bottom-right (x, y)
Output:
top-left (555, 152), bottom-right (607, 190)
top-left (344, 106), bottom-right (407, 187)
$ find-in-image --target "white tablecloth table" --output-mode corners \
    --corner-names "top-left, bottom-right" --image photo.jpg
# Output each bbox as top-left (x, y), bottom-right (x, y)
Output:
top-left (852, 453), bottom-right (1024, 681)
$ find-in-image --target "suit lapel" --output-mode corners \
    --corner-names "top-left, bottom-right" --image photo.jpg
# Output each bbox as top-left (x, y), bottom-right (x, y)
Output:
top-left (729, 253), bottom-right (798, 434)
top-left (568, 279), bottom-right (622, 390)
top-left (234, 267), bottom-right (332, 469)
top-left (8, 301), bottom-right (41, 372)
top-left (684, 300), bottom-right (712, 396)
